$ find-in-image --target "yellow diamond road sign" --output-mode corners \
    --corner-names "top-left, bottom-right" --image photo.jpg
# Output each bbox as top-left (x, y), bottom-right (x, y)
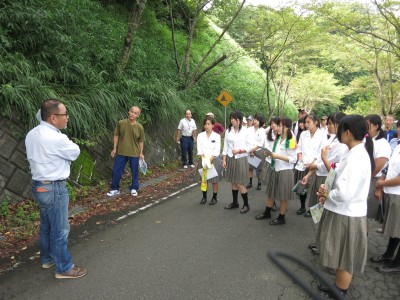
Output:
top-left (216, 90), bottom-right (233, 107)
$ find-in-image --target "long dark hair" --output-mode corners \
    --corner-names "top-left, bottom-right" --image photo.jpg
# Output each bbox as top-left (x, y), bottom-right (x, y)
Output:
top-left (337, 115), bottom-right (375, 174)
top-left (276, 116), bottom-right (293, 141)
top-left (327, 112), bottom-right (346, 139)
top-left (267, 116), bottom-right (280, 141)
top-left (254, 113), bottom-right (265, 128)
top-left (296, 116), bottom-right (306, 143)
top-left (364, 114), bottom-right (385, 140)
top-left (228, 110), bottom-right (243, 132)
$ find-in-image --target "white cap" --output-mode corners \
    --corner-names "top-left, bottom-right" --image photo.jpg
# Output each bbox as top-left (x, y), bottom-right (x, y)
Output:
top-left (206, 112), bottom-right (214, 117)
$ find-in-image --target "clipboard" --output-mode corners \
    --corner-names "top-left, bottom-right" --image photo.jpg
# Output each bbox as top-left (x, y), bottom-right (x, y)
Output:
top-left (198, 165), bottom-right (218, 180)
top-left (260, 146), bottom-right (272, 156)
top-left (248, 155), bottom-right (262, 168)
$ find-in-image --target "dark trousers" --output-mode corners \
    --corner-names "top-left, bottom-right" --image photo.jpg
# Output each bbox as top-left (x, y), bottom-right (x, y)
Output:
top-left (111, 154), bottom-right (139, 191)
top-left (180, 136), bottom-right (194, 166)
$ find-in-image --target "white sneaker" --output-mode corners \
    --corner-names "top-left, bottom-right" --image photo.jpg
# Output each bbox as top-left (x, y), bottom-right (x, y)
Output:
top-left (190, 164), bottom-right (195, 168)
top-left (131, 189), bottom-right (138, 196)
top-left (107, 190), bottom-right (120, 197)
top-left (42, 262), bottom-right (54, 269)
top-left (183, 165), bottom-right (188, 169)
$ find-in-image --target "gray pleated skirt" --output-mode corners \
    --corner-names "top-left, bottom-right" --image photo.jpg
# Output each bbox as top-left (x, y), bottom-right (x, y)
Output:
top-left (316, 209), bottom-right (367, 274)
top-left (367, 177), bottom-right (379, 218)
top-left (266, 169), bottom-right (296, 201)
top-left (261, 161), bottom-right (273, 187)
top-left (307, 175), bottom-right (326, 207)
top-left (249, 150), bottom-right (264, 171)
top-left (225, 155), bottom-right (248, 185)
top-left (383, 193), bottom-right (400, 238)
top-left (197, 157), bottom-right (223, 183)
top-left (294, 169), bottom-right (308, 184)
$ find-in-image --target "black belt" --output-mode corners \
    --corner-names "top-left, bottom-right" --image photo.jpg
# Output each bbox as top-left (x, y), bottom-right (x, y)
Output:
top-left (182, 135), bottom-right (193, 138)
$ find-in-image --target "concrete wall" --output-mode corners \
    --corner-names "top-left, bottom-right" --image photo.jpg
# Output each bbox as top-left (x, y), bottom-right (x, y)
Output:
top-left (0, 116), bottom-right (180, 204)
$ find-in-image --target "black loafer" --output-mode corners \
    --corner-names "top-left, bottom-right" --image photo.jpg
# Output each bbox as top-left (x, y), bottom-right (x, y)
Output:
top-left (256, 183), bottom-right (261, 190)
top-left (255, 213), bottom-right (271, 220)
top-left (370, 254), bottom-right (393, 263)
top-left (209, 198), bottom-right (217, 205)
top-left (376, 265), bottom-right (400, 274)
top-left (224, 202), bottom-right (239, 209)
top-left (296, 208), bottom-right (306, 215)
top-left (308, 243), bottom-right (317, 249)
top-left (246, 183), bottom-right (252, 189)
top-left (200, 198), bottom-right (207, 204)
top-left (311, 247), bottom-right (320, 255)
top-left (304, 211), bottom-right (312, 217)
top-left (240, 206), bottom-right (250, 214)
top-left (269, 218), bottom-right (286, 225)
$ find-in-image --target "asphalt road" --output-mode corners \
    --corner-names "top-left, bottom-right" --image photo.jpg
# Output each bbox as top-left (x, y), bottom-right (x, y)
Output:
top-left (0, 181), bottom-right (398, 300)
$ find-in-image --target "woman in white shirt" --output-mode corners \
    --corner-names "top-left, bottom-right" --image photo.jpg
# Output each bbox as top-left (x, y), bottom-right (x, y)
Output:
top-left (301, 113), bottom-right (347, 213)
top-left (258, 116), bottom-right (297, 225)
top-left (364, 114), bottom-right (391, 219)
top-left (197, 115), bottom-right (222, 205)
top-left (316, 115), bottom-right (374, 298)
top-left (370, 144), bottom-right (400, 274)
top-left (295, 114), bottom-right (327, 216)
top-left (247, 114), bottom-right (266, 190)
top-left (222, 110), bottom-right (252, 214)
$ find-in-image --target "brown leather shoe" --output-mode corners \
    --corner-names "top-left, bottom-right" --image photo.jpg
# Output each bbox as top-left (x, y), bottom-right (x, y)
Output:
top-left (55, 266), bottom-right (88, 279)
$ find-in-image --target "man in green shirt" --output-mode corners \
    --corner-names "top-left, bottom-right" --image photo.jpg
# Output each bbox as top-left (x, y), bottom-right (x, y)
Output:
top-left (107, 106), bottom-right (145, 197)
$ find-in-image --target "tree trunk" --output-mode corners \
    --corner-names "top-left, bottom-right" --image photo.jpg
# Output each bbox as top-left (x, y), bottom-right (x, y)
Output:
top-left (118, 0), bottom-right (148, 73)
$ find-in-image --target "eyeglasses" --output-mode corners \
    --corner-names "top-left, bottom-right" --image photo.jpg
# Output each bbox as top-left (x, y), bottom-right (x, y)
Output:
top-left (53, 112), bottom-right (68, 116)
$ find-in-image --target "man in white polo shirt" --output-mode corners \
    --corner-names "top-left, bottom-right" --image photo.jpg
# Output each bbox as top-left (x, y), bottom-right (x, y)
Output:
top-left (176, 109), bottom-right (197, 168)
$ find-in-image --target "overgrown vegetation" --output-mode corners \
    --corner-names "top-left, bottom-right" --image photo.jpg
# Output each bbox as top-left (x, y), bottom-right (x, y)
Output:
top-left (0, 0), bottom-right (266, 140)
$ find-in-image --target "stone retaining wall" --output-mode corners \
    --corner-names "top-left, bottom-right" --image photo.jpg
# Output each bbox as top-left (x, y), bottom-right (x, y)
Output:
top-left (0, 116), bottom-right (180, 204)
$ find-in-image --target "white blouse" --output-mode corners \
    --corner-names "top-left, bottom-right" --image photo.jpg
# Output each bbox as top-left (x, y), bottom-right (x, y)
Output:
top-left (296, 129), bottom-right (327, 171)
top-left (272, 137), bottom-right (297, 172)
top-left (222, 126), bottom-right (252, 159)
top-left (324, 143), bottom-right (371, 217)
top-left (263, 131), bottom-right (275, 164)
top-left (197, 131), bottom-right (221, 158)
top-left (372, 137), bottom-right (391, 178)
top-left (383, 144), bottom-right (400, 195)
top-left (316, 135), bottom-right (348, 176)
top-left (249, 127), bottom-right (266, 150)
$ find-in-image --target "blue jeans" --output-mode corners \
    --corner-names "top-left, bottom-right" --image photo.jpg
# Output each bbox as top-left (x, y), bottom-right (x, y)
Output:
top-left (111, 154), bottom-right (139, 191)
top-left (180, 136), bottom-right (194, 166)
top-left (32, 180), bottom-right (73, 274)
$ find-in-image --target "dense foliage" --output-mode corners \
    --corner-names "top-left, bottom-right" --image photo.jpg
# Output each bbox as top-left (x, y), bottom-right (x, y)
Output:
top-left (0, 0), bottom-right (266, 139)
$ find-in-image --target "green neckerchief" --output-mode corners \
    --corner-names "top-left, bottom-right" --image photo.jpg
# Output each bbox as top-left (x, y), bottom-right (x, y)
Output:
top-left (270, 136), bottom-right (281, 170)
top-left (270, 135), bottom-right (293, 170)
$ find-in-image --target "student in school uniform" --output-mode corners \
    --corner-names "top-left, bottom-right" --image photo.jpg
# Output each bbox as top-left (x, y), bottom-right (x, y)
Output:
top-left (364, 114), bottom-right (391, 220)
top-left (370, 142), bottom-right (400, 274)
top-left (316, 114), bottom-right (374, 298)
top-left (222, 110), bottom-right (252, 214)
top-left (294, 114), bottom-right (327, 216)
top-left (197, 115), bottom-right (222, 206)
top-left (246, 114), bottom-right (266, 190)
top-left (257, 116), bottom-right (280, 219)
top-left (301, 112), bottom-right (348, 255)
top-left (258, 116), bottom-right (297, 225)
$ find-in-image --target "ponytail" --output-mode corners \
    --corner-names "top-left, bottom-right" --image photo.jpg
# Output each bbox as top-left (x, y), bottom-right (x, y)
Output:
top-left (364, 134), bottom-right (375, 176)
